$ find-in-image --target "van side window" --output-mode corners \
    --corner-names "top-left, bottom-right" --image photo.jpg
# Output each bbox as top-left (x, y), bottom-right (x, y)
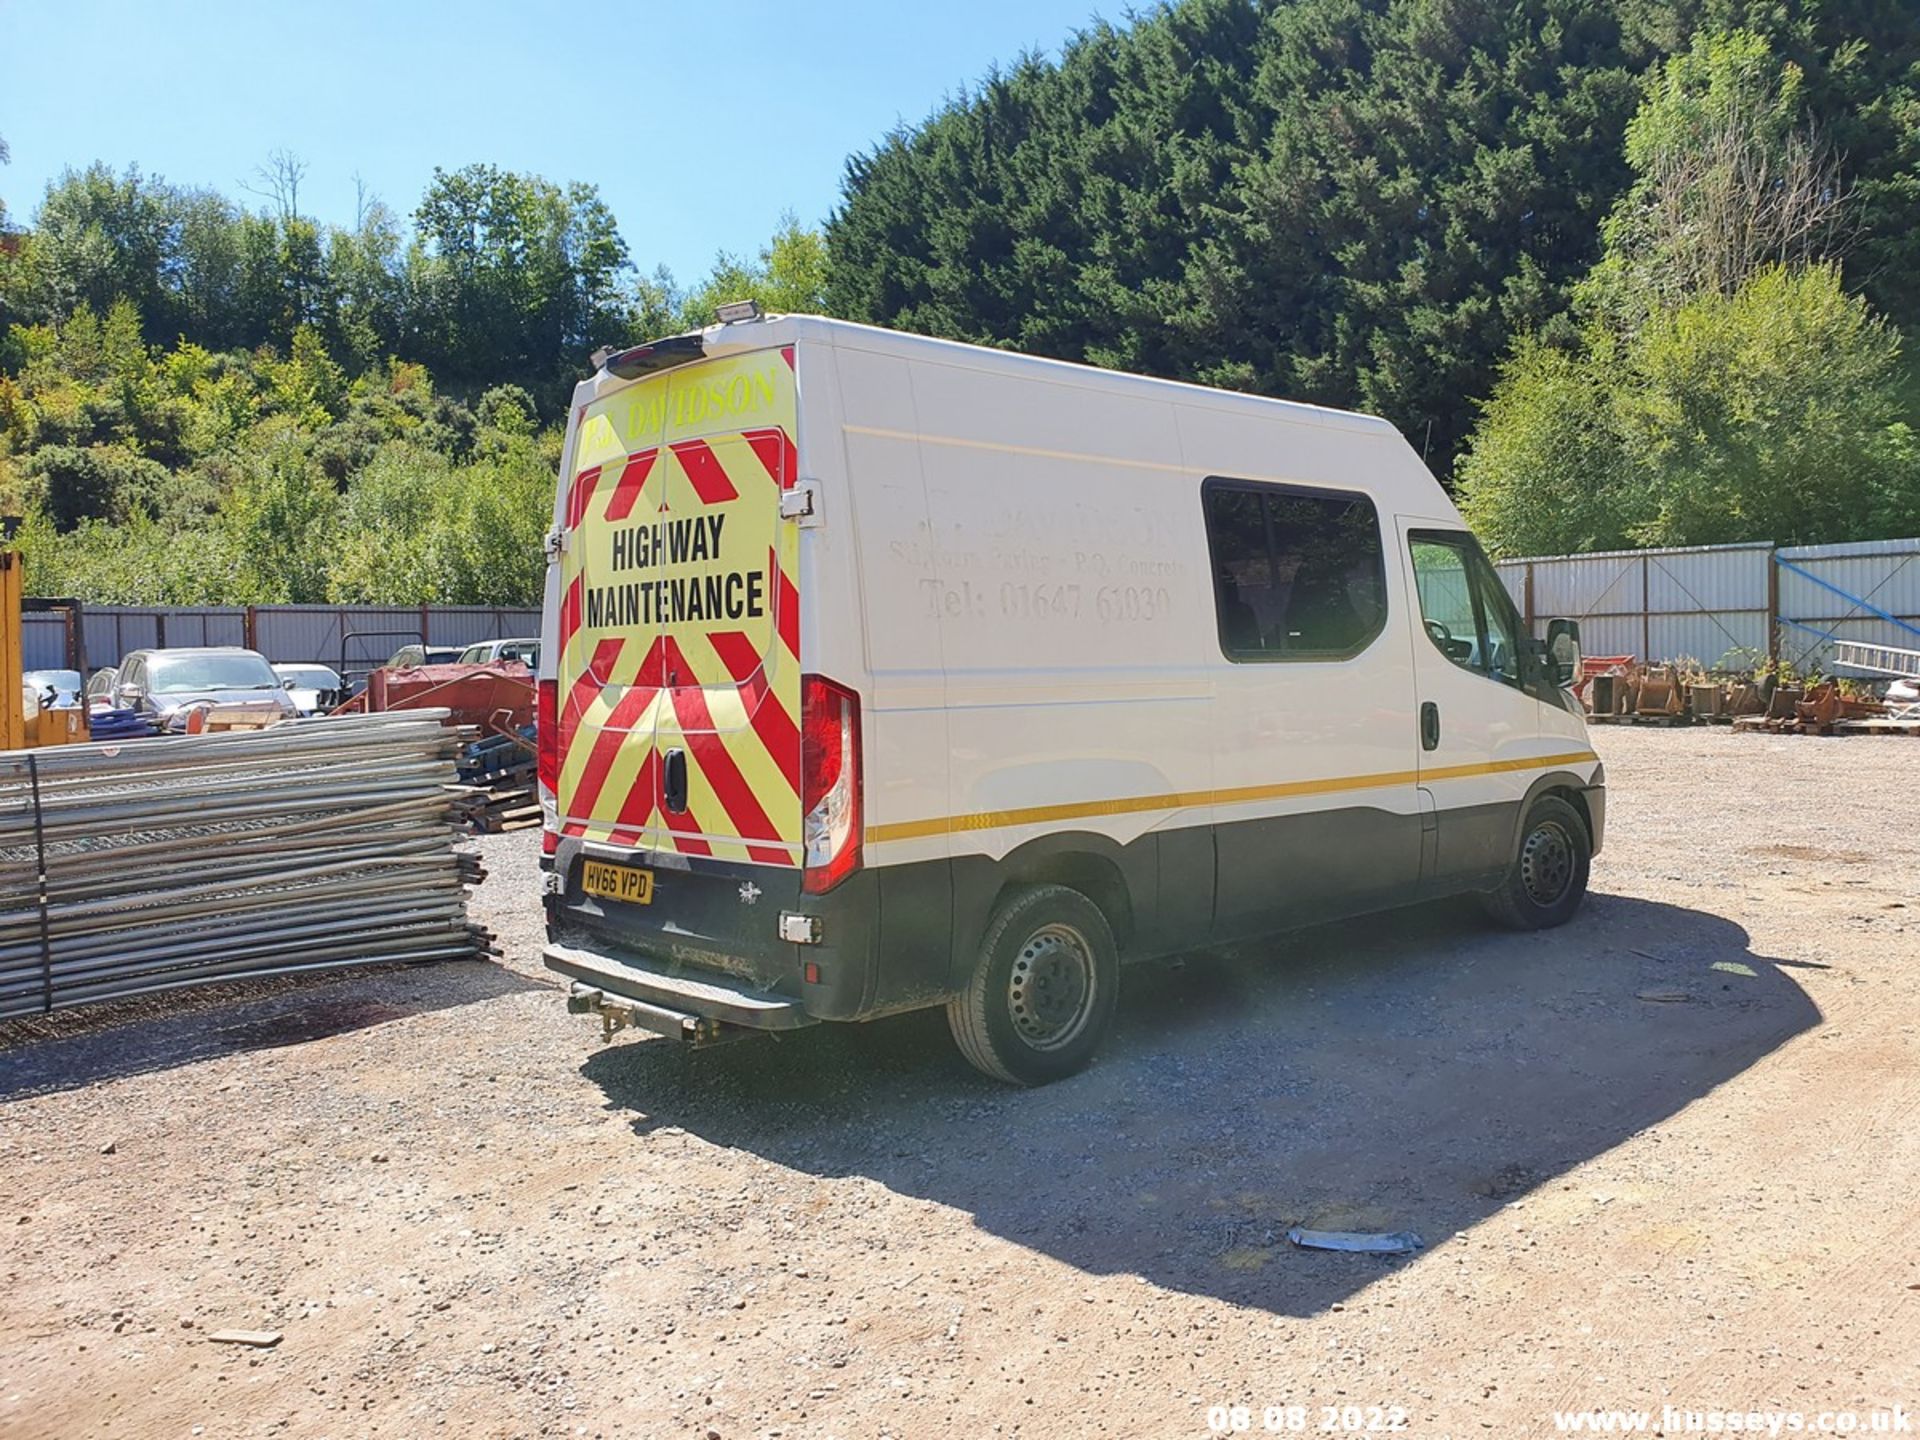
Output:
top-left (1203, 480), bottom-right (1388, 662)
top-left (1409, 530), bottom-right (1528, 690)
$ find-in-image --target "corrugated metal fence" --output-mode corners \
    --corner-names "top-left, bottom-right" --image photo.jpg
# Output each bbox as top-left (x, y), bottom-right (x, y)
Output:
top-left (1494, 536), bottom-right (1920, 672)
top-left (21, 604), bottom-right (542, 674)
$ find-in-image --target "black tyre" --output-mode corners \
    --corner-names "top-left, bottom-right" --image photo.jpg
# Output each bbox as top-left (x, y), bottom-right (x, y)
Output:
top-left (1482, 795), bottom-right (1592, 931)
top-left (946, 884), bottom-right (1120, 1086)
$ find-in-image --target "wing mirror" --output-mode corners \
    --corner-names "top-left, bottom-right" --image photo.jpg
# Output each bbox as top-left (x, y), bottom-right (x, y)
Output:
top-left (1545, 618), bottom-right (1582, 689)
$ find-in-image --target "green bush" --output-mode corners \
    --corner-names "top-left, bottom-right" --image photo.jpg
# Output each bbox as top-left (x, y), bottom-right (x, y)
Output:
top-left (1458, 266), bottom-right (1920, 553)
top-left (19, 442), bottom-right (171, 529)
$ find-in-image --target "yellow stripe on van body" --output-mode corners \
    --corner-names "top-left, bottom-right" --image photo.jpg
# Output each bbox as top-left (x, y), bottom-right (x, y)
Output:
top-left (865, 750), bottom-right (1600, 845)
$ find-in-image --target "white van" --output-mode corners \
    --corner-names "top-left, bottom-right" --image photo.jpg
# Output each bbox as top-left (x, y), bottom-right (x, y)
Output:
top-left (537, 311), bottom-right (1602, 1085)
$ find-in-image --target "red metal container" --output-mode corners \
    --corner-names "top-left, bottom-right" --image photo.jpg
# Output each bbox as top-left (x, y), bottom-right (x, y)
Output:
top-left (364, 663), bottom-right (535, 735)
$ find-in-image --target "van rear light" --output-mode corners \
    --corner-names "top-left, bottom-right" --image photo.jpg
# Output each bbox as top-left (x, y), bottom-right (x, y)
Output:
top-left (537, 678), bottom-right (561, 856)
top-left (800, 674), bottom-right (861, 894)
top-left (536, 677), bottom-right (559, 800)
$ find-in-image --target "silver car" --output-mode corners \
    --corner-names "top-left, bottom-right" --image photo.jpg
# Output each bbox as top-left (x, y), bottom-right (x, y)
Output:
top-left (107, 648), bottom-right (299, 730)
top-left (384, 644), bottom-right (464, 668)
top-left (272, 662), bottom-right (345, 717)
top-left (456, 637), bottom-right (539, 668)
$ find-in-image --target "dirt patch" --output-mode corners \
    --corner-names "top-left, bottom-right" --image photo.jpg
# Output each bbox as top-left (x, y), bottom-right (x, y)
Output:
top-left (1746, 842), bottom-right (1874, 865)
top-left (2, 728), bottom-right (1917, 1438)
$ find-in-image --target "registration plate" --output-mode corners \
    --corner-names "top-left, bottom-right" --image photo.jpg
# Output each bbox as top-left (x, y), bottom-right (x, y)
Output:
top-left (581, 860), bottom-right (654, 906)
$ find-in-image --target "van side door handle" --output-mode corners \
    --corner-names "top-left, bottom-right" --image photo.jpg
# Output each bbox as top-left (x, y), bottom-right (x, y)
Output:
top-left (1420, 701), bottom-right (1440, 751)
top-left (663, 748), bottom-right (689, 812)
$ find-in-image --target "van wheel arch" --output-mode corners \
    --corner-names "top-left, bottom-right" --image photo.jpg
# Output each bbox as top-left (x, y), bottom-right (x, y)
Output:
top-left (1512, 773), bottom-right (1594, 858)
top-left (1483, 793), bottom-right (1591, 931)
top-left (994, 840), bottom-right (1136, 955)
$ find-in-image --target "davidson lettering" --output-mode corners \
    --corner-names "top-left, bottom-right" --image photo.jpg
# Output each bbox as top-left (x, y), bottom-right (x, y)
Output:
top-left (610, 363), bottom-right (779, 438)
top-left (673, 369), bottom-right (778, 430)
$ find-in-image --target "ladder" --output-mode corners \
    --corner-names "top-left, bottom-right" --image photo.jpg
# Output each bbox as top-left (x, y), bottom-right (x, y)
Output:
top-left (1833, 640), bottom-right (1920, 719)
top-left (1832, 639), bottom-right (1920, 680)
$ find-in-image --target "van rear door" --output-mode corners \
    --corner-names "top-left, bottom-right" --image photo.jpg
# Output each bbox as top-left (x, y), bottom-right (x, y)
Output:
top-left (554, 370), bottom-right (664, 852)
top-left (650, 348), bottom-right (803, 867)
top-left (555, 346), bottom-right (802, 868)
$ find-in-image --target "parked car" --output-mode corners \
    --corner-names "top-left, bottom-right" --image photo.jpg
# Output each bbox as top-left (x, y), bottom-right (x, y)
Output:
top-left (107, 647), bottom-right (298, 731)
top-left (272, 662), bottom-right (345, 716)
top-left (84, 668), bottom-right (120, 707)
top-left (384, 644), bottom-right (464, 669)
top-left (455, 637), bottom-right (539, 668)
top-left (23, 668), bottom-right (83, 709)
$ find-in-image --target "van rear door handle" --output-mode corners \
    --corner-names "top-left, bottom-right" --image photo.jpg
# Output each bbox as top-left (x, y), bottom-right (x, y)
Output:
top-left (1420, 701), bottom-right (1440, 751)
top-left (663, 748), bottom-right (689, 812)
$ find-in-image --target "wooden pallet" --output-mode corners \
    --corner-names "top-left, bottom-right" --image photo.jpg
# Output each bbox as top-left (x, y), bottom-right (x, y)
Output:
top-left (1731, 715), bottom-right (1919, 736)
top-left (449, 779), bottom-right (540, 833)
top-left (492, 801), bottom-right (543, 832)
top-left (1587, 712), bottom-right (1693, 727)
top-left (1836, 718), bottom-right (1920, 736)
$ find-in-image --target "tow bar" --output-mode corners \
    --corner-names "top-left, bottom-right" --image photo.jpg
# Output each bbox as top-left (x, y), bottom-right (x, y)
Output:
top-left (565, 984), bottom-right (751, 1046)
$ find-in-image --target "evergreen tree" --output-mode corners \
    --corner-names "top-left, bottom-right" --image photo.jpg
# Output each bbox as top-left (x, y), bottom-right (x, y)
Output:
top-left (828, 0), bottom-right (1920, 477)
top-left (1456, 30), bottom-right (1920, 554)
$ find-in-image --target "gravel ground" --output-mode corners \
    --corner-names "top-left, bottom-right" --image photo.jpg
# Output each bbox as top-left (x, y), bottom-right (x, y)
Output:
top-left (2, 727), bottom-right (1918, 1439)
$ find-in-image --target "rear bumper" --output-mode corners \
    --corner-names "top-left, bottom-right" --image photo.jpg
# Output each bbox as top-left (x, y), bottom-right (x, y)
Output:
top-left (544, 837), bottom-right (884, 1021)
top-left (545, 940), bottom-right (815, 1033)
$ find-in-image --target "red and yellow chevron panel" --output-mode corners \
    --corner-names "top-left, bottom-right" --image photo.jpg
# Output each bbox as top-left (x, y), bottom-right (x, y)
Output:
top-left (555, 346), bottom-right (801, 865)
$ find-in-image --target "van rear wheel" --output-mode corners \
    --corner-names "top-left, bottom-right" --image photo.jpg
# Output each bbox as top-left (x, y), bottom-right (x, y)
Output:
top-left (946, 884), bottom-right (1119, 1086)
top-left (1482, 795), bottom-right (1591, 930)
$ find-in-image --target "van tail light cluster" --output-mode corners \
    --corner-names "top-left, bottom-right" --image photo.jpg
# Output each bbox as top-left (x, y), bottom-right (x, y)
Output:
top-left (800, 674), bottom-right (862, 894)
top-left (536, 678), bottom-right (559, 857)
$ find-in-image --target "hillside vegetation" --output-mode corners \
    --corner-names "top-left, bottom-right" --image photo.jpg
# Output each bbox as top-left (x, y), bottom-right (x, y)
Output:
top-left (3, 1), bottom-right (1918, 606)
top-left (827, 0), bottom-right (1920, 554)
top-left (0, 162), bottom-right (825, 604)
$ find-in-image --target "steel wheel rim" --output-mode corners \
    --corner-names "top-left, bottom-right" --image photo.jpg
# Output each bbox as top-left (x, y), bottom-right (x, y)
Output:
top-left (1520, 820), bottom-right (1576, 907)
top-left (1008, 922), bottom-right (1097, 1051)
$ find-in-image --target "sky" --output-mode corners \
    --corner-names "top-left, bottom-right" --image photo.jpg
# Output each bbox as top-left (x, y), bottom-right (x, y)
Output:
top-left (0, 0), bottom-right (1118, 282)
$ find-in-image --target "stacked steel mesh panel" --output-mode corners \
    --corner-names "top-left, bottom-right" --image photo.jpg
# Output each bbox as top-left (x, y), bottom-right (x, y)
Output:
top-left (0, 712), bottom-right (491, 1018)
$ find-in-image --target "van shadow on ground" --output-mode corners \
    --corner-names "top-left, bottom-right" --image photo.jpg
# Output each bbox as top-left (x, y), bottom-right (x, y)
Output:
top-left (0, 959), bottom-right (541, 1101)
top-left (582, 891), bottom-right (1820, 1318)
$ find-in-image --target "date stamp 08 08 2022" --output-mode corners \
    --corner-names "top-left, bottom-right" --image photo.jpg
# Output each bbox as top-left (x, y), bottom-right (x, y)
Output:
top-left (1205, 1404), bottom-right (1413, 1435)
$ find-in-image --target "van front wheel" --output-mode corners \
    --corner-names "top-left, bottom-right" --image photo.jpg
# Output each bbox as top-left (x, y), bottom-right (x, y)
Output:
top-left (1482, 795), bottom-right (1591, 930)
top-left (946, 884), bottom-right (1119, 1086)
